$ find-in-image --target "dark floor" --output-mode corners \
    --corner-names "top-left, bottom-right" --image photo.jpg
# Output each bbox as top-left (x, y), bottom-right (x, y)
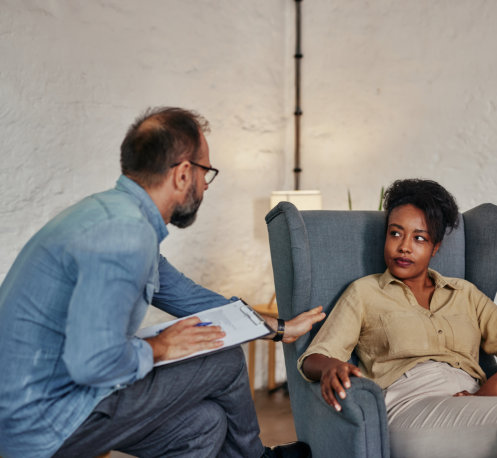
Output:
top-left (255, 387), bottom-right (297, 447)
top-left (110, 388), bottom-right (296, 457)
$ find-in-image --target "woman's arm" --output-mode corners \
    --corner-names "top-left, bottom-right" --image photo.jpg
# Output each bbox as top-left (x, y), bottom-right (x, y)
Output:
top-left (302, 353), bottom-right (362, 411)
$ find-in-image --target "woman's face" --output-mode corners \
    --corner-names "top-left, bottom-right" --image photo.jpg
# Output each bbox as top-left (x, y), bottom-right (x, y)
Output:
top-left (384, 204), bottom-right (440, 284)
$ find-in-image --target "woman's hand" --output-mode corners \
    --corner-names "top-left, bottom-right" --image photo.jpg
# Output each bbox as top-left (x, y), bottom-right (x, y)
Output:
top-left (302, 353), bottom-right (362, 412)
top-left (453, 390), bottom-right (473, 397)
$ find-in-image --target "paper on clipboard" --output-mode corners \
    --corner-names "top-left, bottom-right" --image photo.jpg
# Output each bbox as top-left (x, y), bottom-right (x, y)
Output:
top-left (135, 300), bottom-right (272, 366)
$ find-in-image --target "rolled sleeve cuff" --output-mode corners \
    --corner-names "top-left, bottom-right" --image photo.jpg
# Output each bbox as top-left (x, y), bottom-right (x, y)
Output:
top-left (132, 337), bottom-right (154, 381)
top-left (297, 352), bottom-right (319, 382)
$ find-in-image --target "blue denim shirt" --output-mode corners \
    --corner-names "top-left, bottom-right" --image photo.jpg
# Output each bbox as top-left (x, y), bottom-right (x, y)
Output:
top-left (0, 175), bottom-right (229, 457)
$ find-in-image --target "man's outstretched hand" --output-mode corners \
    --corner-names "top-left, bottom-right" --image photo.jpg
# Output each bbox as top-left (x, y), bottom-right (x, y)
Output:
top-left (262, 306), bottom-right (326, 343)
top-left (281, 306), bottom-right (325, 343)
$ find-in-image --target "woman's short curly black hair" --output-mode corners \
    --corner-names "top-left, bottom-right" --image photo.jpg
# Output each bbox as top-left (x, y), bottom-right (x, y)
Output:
top-left (383, 179), bottom-right (459, 245)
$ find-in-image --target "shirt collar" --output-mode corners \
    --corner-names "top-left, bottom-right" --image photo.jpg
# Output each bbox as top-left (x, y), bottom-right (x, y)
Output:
top-left (379, 268), bottom-right (462, 290)
top-left (115, 175), bottom-right (169, 243)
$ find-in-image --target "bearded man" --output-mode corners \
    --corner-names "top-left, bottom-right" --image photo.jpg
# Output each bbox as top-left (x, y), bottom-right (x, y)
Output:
top-left (0, 107), bottom-right (323, 458)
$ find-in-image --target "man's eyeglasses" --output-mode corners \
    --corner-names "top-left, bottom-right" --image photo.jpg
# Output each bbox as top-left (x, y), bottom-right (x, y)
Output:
top-left (171, 160), bottom-right (219, 185)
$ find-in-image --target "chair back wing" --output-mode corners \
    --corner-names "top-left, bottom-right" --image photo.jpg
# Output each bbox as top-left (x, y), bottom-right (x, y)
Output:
top-left (265, 202), bottom-right (312, 326)
top-left (463, 203), bottom-right (497, 300)
top-left (463, 203), bottom-right (497, 376)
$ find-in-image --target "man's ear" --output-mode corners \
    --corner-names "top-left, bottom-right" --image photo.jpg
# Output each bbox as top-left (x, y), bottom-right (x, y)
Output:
top-left (432, 242), bottom-right (441, 257)
top-left (170, 160), bottom-right (193, 192)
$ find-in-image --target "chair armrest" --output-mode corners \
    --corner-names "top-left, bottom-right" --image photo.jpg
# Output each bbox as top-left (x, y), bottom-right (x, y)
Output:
top-left (300, 378), bottom-right (389, 458)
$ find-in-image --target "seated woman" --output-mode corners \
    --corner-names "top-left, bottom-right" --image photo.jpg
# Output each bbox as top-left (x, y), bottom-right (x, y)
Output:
top-left (298, 178), bottom-right (497, 458)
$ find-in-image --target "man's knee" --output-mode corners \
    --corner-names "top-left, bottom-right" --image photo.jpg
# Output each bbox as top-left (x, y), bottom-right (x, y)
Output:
top-left (224, 345), bottom-right (245, 365)
top-left (198, 400), bottom-right (228, 440)
top-left (207, 345), bottom-right (247, 377)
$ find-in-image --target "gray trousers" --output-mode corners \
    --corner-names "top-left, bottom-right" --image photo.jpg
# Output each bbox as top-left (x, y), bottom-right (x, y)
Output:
top-left (385, 360), bottom-right (497, 458)
top-left (53, 346), bottom-right (264, 458)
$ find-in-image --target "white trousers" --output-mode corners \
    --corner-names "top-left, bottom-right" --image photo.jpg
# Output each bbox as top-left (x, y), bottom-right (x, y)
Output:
top-left (384, 360), bottom-right (497, 458)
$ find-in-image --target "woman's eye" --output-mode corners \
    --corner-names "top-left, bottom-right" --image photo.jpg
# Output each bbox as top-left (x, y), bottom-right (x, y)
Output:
top-left (415, 235), bottom-right (427, 242)
top-left (390, 231), bottom-right (400, 237)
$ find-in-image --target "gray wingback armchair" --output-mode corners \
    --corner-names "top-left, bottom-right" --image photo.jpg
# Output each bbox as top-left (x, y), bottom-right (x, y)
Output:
top-left (265, 201), bottom-right (497, 458)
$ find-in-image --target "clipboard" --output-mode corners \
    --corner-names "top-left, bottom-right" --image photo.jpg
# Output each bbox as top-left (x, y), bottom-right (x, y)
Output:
top-left (135, 300), bottom-right (273, 366)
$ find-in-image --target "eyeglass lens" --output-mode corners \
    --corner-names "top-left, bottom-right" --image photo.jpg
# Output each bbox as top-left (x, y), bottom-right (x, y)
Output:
top-left (204, 169), bottom-right (216, 184)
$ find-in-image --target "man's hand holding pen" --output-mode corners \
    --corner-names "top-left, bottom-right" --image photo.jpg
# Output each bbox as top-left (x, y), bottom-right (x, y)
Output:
top-left (145, 317), bottom-right (225, 363)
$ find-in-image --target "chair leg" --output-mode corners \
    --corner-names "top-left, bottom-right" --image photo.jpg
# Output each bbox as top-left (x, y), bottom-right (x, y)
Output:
top-left (267, 340), bottom-right (276, 391)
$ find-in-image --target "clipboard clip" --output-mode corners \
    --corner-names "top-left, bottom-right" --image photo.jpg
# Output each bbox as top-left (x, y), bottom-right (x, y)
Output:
top-left (239, 299), bottom-right (265, 325)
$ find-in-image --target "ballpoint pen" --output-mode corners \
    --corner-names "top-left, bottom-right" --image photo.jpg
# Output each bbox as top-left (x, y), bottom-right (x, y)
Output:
top-left (154, 321), bottom-right (213, 336)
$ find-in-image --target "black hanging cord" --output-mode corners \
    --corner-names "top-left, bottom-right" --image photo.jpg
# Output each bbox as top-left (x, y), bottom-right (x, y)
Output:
top-left (294, 0), bottom-right (303, 190)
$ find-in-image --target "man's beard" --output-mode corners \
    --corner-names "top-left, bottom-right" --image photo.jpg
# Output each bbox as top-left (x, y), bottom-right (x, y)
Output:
top-left (170, 183), bottom-right (203, 229)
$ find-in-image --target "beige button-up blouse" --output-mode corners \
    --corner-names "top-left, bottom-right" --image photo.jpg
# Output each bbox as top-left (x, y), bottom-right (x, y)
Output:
top-left (298, 269), bottom-right (497, 389)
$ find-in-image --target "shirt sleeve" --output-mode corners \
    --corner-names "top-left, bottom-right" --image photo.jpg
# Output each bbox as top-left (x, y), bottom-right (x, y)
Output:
top-left (151, 254), bottom-right (236, 317)
top-left (297, 281), bottom-right (364, 381)
top-left (62, 218), bottom-right (157, 389)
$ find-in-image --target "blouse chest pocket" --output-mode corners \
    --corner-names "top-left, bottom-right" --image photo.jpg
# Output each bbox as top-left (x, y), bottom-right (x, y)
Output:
top-left (442, 314), bottom-right (480, 358)
top-left (380, 312), bottom-right (431, 357)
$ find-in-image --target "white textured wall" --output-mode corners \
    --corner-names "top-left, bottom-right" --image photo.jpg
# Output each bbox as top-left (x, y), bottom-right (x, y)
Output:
top-left (2, 1), bottom-right (497, 388)
top-left (300, 1), bottom-right (497, 211)
top-left (0, 0), bottom-right (289, 388)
